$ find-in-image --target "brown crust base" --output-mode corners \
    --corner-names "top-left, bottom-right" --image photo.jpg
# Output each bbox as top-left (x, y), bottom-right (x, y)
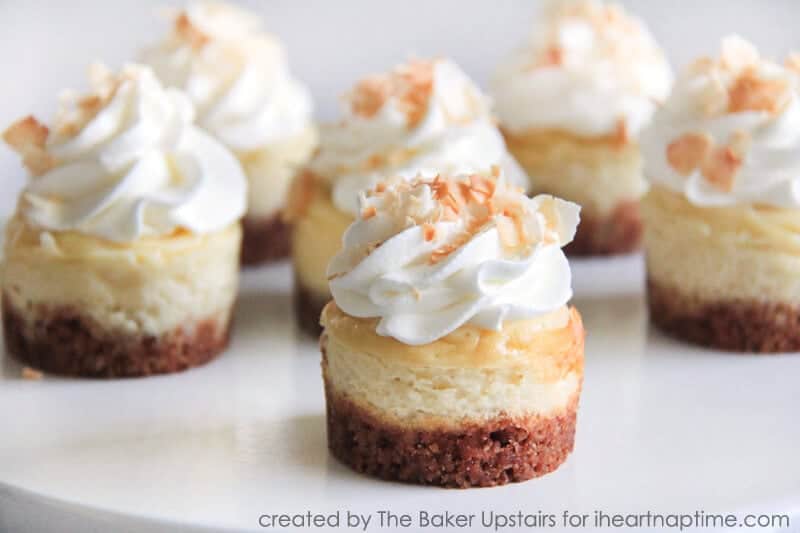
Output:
top-left (241, 213), bottom-right (290, 266)
top-left (293, 279), bottom-right (329, 337)
top-left (2, 297), bottom-right (232, 378)
top-left (324, 383), bottom-right (577, 488)
top-left (564, 201), bottom-right (642, 256)
top-left (647, 279), bottom-right (800, 353)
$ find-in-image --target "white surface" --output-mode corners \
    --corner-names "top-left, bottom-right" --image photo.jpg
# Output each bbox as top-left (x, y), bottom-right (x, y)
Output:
top-left (1, 257), bottom-right (799, 533)
top-left (2, 0), bottom-right (800, 216)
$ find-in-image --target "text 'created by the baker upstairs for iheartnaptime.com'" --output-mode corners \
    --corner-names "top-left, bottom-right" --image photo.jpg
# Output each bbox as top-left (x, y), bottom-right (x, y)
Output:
top-left (257, 508), bottom-right (791, 530)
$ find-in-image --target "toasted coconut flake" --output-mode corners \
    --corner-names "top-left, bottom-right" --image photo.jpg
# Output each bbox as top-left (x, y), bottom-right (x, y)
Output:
top-left (2, 116), bottom-right (54, 176)
top-left (175, 12), bottom-right (210, 49)
top-left (468, 187), bottom-right (489, 205)
top-left (3, 116), bottom-right (48, 150)
top-left (347, 59), bottom-right (434, 128)
top-left (349, 76), bottom-right (389, 119)
top-left (363, 173), bottom-right (541, 265)
top-left (728, 69), bottom-right (790, 114)
top-left (422, 223), bottom-right (436, 241)
top-left (78, 94), bottom-right (103, 113)
top-left (469, 174), bottom-right (496, 199)
top-left (428, 248), bottom-right (450, 264)
top-left (429, 234), bottom-right (469, 264)
top-left (720, 35), bottom-right (760, 72)
top-left (613, 118), bottom-right (629, 148)
top-left (431, 176), bottom-right (460, 208)
top-left (540, 45), bottom-right (564, 68)
top-left (21, 366), bottom-right (43, 380)
top-left (701, 146), bottom-right (741, 192)
top-left (283, 170), bottom-right (318, 222)
top-left (398, 60), bottom-right (435, 127)
top-left (361, 206), bottom-right (377, 220)
top-left (496, 216), bottom-right (520, 248)
top-left (666, 132), bottom-right (713, 176)
top-left (785, 53), bottom-right (800, 74)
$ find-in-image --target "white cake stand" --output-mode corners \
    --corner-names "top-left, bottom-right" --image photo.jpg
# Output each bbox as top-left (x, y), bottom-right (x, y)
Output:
top-left (1, 256), bottom-right (798, 533)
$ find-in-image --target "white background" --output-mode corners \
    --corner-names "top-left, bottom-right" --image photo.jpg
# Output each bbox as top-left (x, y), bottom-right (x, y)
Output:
top-left (1, 0), bottom-right (798, 216)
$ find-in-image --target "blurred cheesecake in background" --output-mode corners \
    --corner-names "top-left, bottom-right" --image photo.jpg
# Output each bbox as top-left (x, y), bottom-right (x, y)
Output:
top-left (492, 0), bottom-right (672, 255)
top-left (286, 58), bottom-right (529, 335)
top-left (641, 36), bottom-right (800, 352)
top-left (142, 1), bottom-right (316, 266)
top-left (1, 64), bottom-right (246, 377)
top-left (321, 171), bottom-right (583, 487)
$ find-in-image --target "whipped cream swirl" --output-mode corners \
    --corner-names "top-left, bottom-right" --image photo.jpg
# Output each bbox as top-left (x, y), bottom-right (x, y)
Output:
top-left (642, 36), bottom-right (800, 208)
top-left (141, 2), bottom-right (313, 152)
top-left (491, 0), bottom-right (672, 137)
top-left (327, 172), bottom-right (579, 345)
top-left (311, 58), bottom-right (529, 215)
top-left (4, 64), bottom-right (247, 242)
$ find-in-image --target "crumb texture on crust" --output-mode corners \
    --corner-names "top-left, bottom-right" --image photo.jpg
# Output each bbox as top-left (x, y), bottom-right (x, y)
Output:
top-left (647, 279), bottom-right (800, 353)
top-left (2, 297), bottom-right (231, 378)
top-left (324, 385), bottom-right (577, 488)
top-left (502, 127), bottom-right (645, 217)
top-left (321, 301), bottom-right (583, 373)
top-left (293, 279), bottom-right (330, 337)
top-left (241, 213), bottom-right (290, 266)
top-left (564, 200), bottom-right (641, 256)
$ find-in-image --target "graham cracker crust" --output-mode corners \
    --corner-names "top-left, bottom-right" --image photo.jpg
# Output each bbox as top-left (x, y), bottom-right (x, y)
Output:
top-left (2, 296), bottom-right (232, 378)
top-left (564, 200), bottom-right (642, 256)
top-left (325, 389), bottom-right (576, 488)
top-left (241, 213), bottom-right (290, 266)
top-left (322, 340), bottom-right (577, 489)
top-left (647, 279), bottom-right (800, 353)
top-left (294, 279), bottom-right (329, 337)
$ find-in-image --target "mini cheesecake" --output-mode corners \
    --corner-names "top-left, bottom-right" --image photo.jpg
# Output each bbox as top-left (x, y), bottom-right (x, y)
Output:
top-left (287, 58), bottom-right (529, 335)
top-left (142, 2), bottom-right (317, 266)
top-left (2, 219), bottom-right (240, 377)
top-left (640, 36), bottom-right (800, 352)
top-left (1, 64), bottom-right (247, 377)
top-left (492, 0), bottom-right (672, 255)
top-left (320, 172), bottom-right (583, 487)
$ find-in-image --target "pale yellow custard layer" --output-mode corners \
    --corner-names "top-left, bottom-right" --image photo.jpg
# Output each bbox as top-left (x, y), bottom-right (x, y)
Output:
top-left (289, 178), bottom-right (352, 295)
top-left (239, 126), bottom-right (318, 219)
top-left (642, 186), bottom-right (800, 302)
top-left (321, 303), bottom-right (584, 427)
top-left (321, 302), bottom-right (584, 376)
top-left (2, 217), bottom-right (241, 335)
top-left (503, 127), bottom-right (645, 216)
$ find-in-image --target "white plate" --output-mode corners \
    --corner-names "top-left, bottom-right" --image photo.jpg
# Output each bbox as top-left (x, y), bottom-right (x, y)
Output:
top-left (1, 257), bottom-right (799, 533)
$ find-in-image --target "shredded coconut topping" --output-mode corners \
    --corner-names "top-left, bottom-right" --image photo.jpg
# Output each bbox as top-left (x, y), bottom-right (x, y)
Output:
top-left (347, 59), bottom-right (436, 128)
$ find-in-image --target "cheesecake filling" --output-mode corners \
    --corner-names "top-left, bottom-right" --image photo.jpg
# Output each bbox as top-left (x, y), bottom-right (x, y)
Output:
top-left (322, 306), bottom-right (583, 428)
top-left (1, 63), bottom-right (247, 375)
top-left (321, 171), bottom-right (584, 486)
